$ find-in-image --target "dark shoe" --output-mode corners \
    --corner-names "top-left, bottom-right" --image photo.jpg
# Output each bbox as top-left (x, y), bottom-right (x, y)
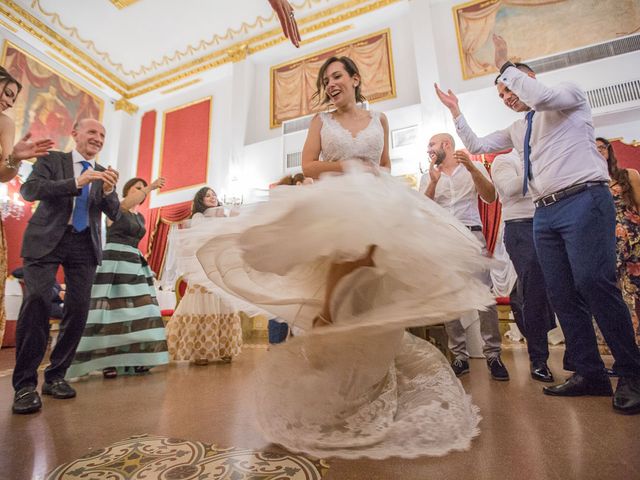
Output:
top-left (102, 367), bottom-right (118, 379)
top-left (451, 358), bottom-right (469, 377)
top-left (133, 366), bottom-right (150, 374)
top-left (531, 362), bottom-right (554, 383)
top-left (12, 387), bottom-right (42, 415)
top-left (487, 356), bottom-right (510, 381)
top-left (543, 373), bottom-right (612, 397)
top-left (42, 379), bottom-right (76, 399)
top-left (612, 376), bottom-right (640, 415)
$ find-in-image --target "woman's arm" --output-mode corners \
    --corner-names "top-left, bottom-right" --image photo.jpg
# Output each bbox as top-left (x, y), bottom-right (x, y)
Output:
top-left (301, 115), bottom-right (343, 179)
top-left (119, 177), bottom-right (165, 210)
top-left (627, 168), bottom-right (640, 211)
top-left (379, 113), bottom-right (391, 171)
top-left (0, 115), bottom-right (17, 182)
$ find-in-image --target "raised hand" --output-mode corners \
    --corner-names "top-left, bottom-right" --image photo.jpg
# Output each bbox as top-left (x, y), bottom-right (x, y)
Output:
top-left (150, 177), bottom-right (166, 190)
top-left (453, 150), bottom-right (474, 171)
top-left (102, 167), bottom-right (119, 193)
top-left (269, 0), bottom-right (301, 47)
top-left (434, 83), bottom-right (461, 117)
top-left (76, 168), bottom-right (105, 188)
top-left (493, 34), bottom-right (509, 70)
top-left (11, 132), bottom-right (54, 161)
top-left (429, 160), bottom-right (441, 183)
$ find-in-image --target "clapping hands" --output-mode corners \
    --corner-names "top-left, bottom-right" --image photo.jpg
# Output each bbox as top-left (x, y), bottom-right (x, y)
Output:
top-left (268, 0), bottom-right (301, 47)
top-left (12, 132), bottom-right (54, 161)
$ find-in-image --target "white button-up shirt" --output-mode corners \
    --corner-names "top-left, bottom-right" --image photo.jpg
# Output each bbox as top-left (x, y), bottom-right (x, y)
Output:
top-left (419, 161), bottom-right (492, 227)
top-left (491, 150), bottom-right (535, 221)
top-left (454, 66), bottom-right (608, 201)
top-left (69, 149), bottom-right (95, 224)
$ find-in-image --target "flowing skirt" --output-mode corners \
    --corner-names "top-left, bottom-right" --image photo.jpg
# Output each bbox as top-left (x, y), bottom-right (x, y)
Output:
top-left (66, 243), bottom-right (169, 378)
top-left (175, 169), bottom-right (494, 458)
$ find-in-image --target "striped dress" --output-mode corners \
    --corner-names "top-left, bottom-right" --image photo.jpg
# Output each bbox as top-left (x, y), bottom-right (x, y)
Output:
top-left (66, 210), bottom-right (169, 378)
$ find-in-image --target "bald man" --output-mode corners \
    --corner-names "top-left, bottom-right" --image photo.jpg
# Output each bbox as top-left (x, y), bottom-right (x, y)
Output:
top-left (12, 119), bottom-right (121, 414)
top-left (420, 133), bottom-right (508, 381)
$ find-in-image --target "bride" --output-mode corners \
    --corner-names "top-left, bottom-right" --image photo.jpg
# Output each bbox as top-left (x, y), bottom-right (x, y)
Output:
top-left (184, 57), bottom-right (494, 459)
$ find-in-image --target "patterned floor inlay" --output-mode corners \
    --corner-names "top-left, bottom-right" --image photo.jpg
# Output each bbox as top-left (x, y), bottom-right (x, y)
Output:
top-left (47, 434), bottom-right (329, 479)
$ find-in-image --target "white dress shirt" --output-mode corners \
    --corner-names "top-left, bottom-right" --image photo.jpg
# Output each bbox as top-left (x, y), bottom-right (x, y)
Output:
top-left (491, 150), bottom-right (535, 221)
top-left (69, 149), bottom-right (95, 224)
top-left (454, 66), bottom-right (609, 200)
top-left (420, 161), bottom-right (492, 227)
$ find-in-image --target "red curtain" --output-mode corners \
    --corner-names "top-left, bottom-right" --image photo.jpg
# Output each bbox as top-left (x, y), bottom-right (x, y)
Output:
top-left (469, 150), bottom-right (512, 256)
top-left (145, 202), bottom-right (192, 277)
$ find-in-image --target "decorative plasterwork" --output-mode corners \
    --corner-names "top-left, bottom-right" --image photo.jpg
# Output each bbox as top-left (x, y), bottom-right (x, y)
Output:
top-left (1, 0), bottom-right (403, 98)
top-left (161, 79), bottom-right (202, 95)
top-left (114, 97), bottom-right (139, 115)
top-left (108, 0), bottom-right (141, 9)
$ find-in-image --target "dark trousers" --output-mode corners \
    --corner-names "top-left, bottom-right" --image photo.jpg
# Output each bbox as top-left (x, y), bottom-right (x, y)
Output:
top-left (504, 219), bottom-right (555, 364)
top-left (13, 230), bottom-right (97, 391)
top-left (533, 185), bottom-right (640, 378)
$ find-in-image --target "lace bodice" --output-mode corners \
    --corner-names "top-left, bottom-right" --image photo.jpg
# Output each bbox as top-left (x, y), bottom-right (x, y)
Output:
top-left (319, 111), bottom-right (383, 164)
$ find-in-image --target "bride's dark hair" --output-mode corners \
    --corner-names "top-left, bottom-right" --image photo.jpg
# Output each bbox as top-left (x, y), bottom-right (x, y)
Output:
top-left (312, 56), bottom-right (366, 106)
top-left (191, 187), bottom-right (218, 217)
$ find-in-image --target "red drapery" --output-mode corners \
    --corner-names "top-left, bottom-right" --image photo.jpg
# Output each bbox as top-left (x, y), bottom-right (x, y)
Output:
top-left (145, 202), bottom-right (192, 278)
top-left (469, 150), bottom-right (512, 256)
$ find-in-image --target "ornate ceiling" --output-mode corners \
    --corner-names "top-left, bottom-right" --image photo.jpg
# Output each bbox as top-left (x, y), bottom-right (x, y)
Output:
top-left (0, 0), bottom-right (405, 107)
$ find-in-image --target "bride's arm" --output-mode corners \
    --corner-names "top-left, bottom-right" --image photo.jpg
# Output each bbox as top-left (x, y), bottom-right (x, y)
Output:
top-left (379, 113), bottom-right (391, 171)
top-left (302, 114), bottom-right (343, 179)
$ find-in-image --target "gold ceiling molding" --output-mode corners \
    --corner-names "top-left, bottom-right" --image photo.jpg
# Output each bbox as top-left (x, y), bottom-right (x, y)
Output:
top-left (28, 0), bottom-right (329, 79)
top-left (46, 50), bottom-right (106, 90)
top-left (0, 18), bottom-right (18, 33)
top-left (114, 97), bottom-right (139, 114)
top-left (2, 0), bottom-right (402, 99)
top-left (161, 79), bottom-right (202, 95)
top-left (109, 0), bottom-right (141, 9)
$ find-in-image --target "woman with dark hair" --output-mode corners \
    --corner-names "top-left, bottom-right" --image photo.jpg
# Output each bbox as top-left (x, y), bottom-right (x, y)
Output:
top-left (0, 66), bottom-right (53, 346)
top-left (187, 56), bottom-right (491, 458)
top-left (67, 176), bottom-right (170, 379)
top-left (191, 186), bottom-right (224, 218)
top-left (596, 137), bottom-right (640, 349)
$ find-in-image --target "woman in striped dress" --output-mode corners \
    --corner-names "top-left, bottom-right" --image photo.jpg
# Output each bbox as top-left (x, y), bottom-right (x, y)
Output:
top-left (66, 177), bottom-right (169, 379)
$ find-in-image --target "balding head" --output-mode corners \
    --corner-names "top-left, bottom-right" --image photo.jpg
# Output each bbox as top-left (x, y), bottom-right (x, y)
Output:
top-left (428, 133), bottom-right (455, 165)
top-left (72, 118), bottom-right (106, 159)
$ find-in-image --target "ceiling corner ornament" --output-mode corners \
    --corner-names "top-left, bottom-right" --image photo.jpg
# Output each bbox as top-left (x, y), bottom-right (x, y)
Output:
top-left (114, 97), bottom-right (139, 114)
top-left (108, 0), bottom-right (141, 9)
top-left (226, 44), bottom-right (249, 63)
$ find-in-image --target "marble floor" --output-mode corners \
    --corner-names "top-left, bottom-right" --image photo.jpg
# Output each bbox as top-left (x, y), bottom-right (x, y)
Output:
top-left (0, 342), bottom-right (638, 480)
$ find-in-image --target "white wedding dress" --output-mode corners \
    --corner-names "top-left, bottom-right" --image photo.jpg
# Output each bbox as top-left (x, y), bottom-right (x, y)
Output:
top-left (178, 111), bottom-right (493, 459)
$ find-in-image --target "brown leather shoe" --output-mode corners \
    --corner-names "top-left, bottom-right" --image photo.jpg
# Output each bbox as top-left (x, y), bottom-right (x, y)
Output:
top-left (12, 387), bottom-right (42, 414)
top-left (42, 379), bottom-right (76, 399)
top-left (543, 373), bottom-right (612, 397)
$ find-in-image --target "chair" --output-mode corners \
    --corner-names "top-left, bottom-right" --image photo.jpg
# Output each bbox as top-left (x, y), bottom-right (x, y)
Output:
top-left (160, 275), bottom-right (188, 325)
top-left (495, 296), bottom-right (512, 336)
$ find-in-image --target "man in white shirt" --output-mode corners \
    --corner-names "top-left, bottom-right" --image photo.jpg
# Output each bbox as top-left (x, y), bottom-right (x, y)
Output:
top-left (422, 132), bottom-right (509, 381)
top-left (492, 150), bottom-right (557, 382)
top-left (434, 35), bottom-right (640, 415)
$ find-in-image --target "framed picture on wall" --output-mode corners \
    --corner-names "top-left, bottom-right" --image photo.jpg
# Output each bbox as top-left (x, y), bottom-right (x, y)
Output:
top-left (391, 125), bottom-right (418, 149)
top-left (1, 41), bottom-right (104, 152)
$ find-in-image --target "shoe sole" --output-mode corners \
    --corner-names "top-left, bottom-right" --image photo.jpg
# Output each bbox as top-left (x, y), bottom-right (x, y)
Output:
top-left (42, 390), bottom-right (76, 399)
top-left (12, 405), bottom-right (41, 414)
top-left (491, 375), bottom-right (510, 381)
top-left (453, 369), bottom-right (469, 377)
top-left (531, 374), bottom-right (555, 383)
top-left (612, 404), bottom-right (640, 415)
top-left (543, 389), bottom-right (612, 397)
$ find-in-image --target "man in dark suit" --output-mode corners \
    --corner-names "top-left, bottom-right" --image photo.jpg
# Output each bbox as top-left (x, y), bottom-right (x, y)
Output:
top-left (12, 118), bottom-right (121, 414)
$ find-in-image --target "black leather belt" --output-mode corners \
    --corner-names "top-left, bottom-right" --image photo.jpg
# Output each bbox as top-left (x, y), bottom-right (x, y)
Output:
top-left (504, 217), bottom-right (533, 224)
top-left (466, 225), bottom-right (482, 232)
top-left (534, 181), bottom-right (608, 208)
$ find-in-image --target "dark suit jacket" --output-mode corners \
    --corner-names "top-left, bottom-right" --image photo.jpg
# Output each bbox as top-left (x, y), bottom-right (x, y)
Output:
top-left (20, 151), bottom-right (121, 264)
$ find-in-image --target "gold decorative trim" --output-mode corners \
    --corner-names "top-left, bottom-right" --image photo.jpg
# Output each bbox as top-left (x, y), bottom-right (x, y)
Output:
top-left (108, 0), bottom-right (141, 9)
top-left (227, 44), bottom-right (249, 63)
top-left (46, 51), bottom-right (106, 90)
top-left (0, 18), bottom-right (18, 32)
top-left (158, 96), bottom-right (213, 196)
top-left (2, 0), bottom-right (402, 98)
top-left (299, 24), bottom-right (354, 46)
top-left (161, 79), bottom-right (202, 95)
top-left (114, 97), bottom-right (139, 115)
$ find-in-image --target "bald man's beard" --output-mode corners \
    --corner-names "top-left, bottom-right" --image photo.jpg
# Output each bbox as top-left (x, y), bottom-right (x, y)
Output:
top-left (434, 148), bottom-right (446, 165)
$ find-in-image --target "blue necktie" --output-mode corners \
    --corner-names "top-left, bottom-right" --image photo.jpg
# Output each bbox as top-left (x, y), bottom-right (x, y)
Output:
top-left (72, 161), bottom-right (91, 232)
top-left (522, 110), bottom-right (535, 196)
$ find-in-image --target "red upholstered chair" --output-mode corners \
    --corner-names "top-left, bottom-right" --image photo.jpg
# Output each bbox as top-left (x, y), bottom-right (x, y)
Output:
top-left (160, 275), bottom-right (188, 324)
